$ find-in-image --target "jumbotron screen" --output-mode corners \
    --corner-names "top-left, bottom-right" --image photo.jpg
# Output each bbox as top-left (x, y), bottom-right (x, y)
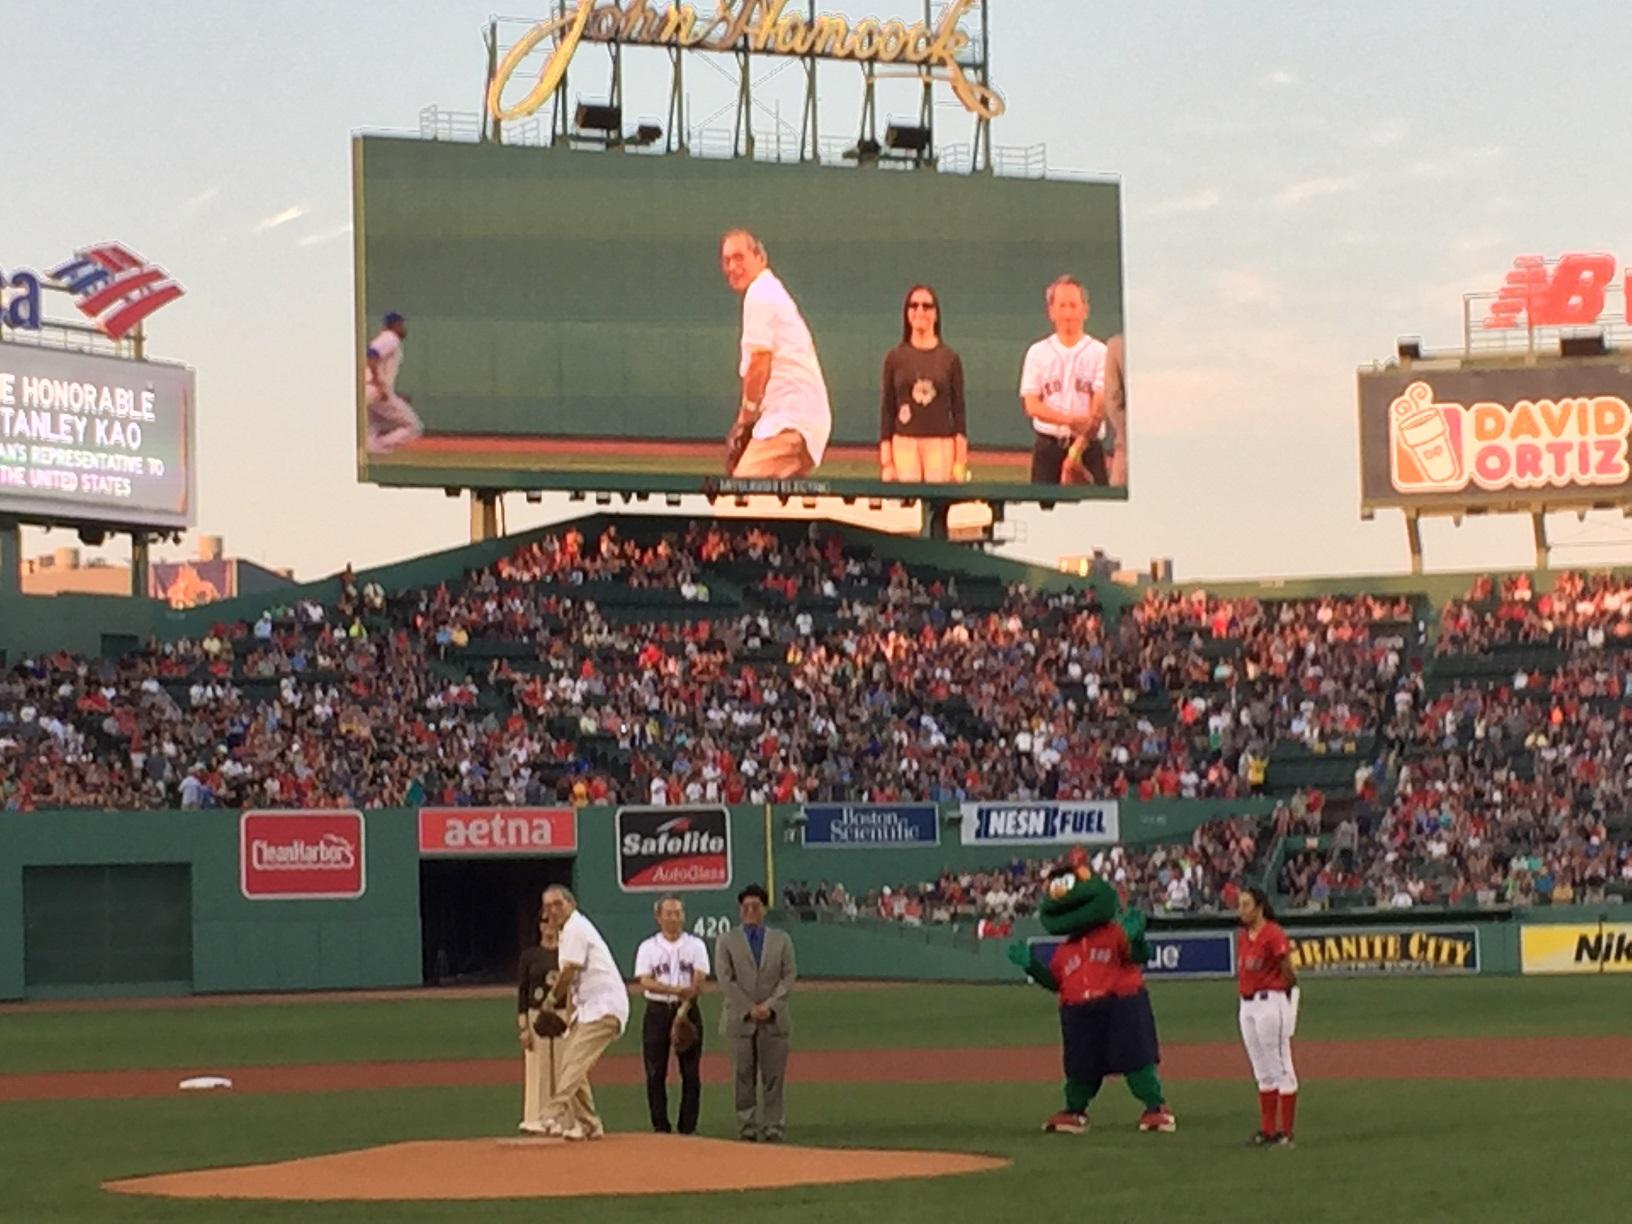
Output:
top-left (353, 136), bottom-right (1127, 502)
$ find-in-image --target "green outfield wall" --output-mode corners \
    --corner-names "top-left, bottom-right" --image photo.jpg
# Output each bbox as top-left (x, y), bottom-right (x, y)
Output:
top-left (0, 810), bottom-right (422, 1001)
top-left (2, 800), bottom-right (1588, 999)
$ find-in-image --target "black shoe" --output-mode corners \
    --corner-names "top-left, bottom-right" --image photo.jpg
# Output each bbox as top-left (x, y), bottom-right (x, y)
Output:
top-left (762, 1133), bottom-right (785, 1144)
top-left (1273, 1133), bottom-right (1295, 1148)
top-left (738, 1133), bottom-right (759, 1143)
top-left (1248, 1130), bottom-right (1278, 1147)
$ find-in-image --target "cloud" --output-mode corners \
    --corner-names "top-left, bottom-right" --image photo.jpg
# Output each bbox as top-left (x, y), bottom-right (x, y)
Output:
top-left (1410, 146), bottom-right (1504, 181)
top-left (1149, 187), bottom-right (1222, 216)
top-left (1263, 68), bottom-right (1299, 87)
top-left (1169, 114), bottom-right (1252, 139)
top-left (1208, 268), bottom-right (1280, 308)
top-left (297, 224), bottom-right (353, 248)
top-left (1271, 174), bottom-right (1363, 209)
top-left (1453, 228), bottom-right (1509, 257)
top-left (254, 205), bottom-right (308, 234)
top-left (180, 185), bottom-right (221, 218)
top-left (1359, 121), bottom-right (1407, 149)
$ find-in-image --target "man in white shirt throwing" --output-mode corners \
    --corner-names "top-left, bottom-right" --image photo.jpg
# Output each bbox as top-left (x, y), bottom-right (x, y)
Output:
top-left (1019, 277), bottom-right (1107, 485)
top-left (633, 894), bottom-right (711, 1134)
top-left (719, 230), bottom-right (832, 479)
top-left (540, 885), bottom-right (630, 1141)
top-left (364, 311), bottom-right (423, 455)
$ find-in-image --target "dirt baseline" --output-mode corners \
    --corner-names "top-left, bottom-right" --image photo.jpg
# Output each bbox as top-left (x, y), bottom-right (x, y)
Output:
top-left (9, 1036), bottom-right (1632, 1104)
top-left (103, 1134), bottom-right (1010, 1202)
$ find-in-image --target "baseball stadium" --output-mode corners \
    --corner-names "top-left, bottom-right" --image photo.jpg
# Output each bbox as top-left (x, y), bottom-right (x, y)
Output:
top-left (4, 3), bottom-right (1632, 1223)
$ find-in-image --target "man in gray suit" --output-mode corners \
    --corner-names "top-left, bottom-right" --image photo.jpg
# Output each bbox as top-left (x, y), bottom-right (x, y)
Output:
top-left (715, 883), bottom-right (796, 1142)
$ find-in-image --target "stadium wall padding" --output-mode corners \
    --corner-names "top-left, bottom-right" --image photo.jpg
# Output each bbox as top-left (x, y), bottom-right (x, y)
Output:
top-left (0, 801), bottom-right (1544, 999)
top-left (0, 810), bottom-right (422, 1000)
top-left (772, 798), bottom-right (1281, 894)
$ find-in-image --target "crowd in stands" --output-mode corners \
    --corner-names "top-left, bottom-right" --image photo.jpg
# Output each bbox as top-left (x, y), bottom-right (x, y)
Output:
top-left (1437, 572), bottom-right (1632, 653)
top-left (784, 814), bottom-right (1267, 936)
top-left (4, 519), bottom-right (1631, 913)
top-left (1273, 573), bottom-right (1632, 910)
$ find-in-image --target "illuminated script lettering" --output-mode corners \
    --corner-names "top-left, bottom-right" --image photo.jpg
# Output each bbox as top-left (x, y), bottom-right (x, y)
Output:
top-left (489, 0), bottom-right (1004, 124)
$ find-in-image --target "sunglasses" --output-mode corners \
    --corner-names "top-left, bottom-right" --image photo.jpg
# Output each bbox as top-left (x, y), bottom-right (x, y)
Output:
top-left (907, 301), bottom-right (937, 311)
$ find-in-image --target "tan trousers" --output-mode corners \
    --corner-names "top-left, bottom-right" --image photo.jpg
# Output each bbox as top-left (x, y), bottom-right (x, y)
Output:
top-left (546, 1014), bottom-right (623, 1133)
top-left (522, 1009), bottom-right (565, 1126)
top-left (889, 434), bottom-right (956, 483)
top-left (734, 430), bottom-right (815, 478)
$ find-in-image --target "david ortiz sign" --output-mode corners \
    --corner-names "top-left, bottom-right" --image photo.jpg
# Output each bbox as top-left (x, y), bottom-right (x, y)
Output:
top-left (418, 807), bottom-right (578, 856)
top-left (959, 801), bottom-right (1120, 846)
top-left (240, 810), bottom-right (365, 900)
top-left (616, 806), bottom-right (731, 892)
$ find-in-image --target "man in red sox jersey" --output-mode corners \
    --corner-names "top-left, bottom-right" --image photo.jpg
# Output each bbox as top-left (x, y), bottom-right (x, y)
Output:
top-left (1236, 886), bottom-right (1300, 1147)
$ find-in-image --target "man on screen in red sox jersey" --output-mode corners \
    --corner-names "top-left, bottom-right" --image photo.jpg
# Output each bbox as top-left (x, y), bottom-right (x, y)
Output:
top-left (1020, 276), bottom-right (1107, 485)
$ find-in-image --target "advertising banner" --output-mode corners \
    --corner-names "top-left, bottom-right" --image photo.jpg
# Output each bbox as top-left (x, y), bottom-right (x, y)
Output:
top-left (239, 810), bottom-right (365, 901)
top-left (616, 806), bottom-right (732, 892)
top-left (959, 801), bottom-right (1119, 846)
top-left (418, 807), bottom-right (577, 856)
top-left (802, 804), bottom-right (939, 847)
top-left (1028, 931), bottom-right (1235, 979)
top-left (0, 343), bottom-right (195, 529)
top-left (1286, 926), bottom-right (1479, 975)
top-left (1358, 361), bottom-right (1632, 513)
top-left (1520, 923), bottom-right (1632, 975)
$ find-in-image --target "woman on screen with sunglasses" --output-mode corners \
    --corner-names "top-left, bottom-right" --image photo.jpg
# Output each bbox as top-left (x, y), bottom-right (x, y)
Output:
top-left (879, 285), bottom-right (968, 484)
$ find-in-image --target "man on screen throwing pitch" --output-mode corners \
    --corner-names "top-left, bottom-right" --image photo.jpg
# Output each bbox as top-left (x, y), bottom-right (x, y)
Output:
top-left (1019, 277), bottom-right (1107, 485)
top-left (364, 311), bottom-right (423, 455)
top-left (720, 230), bottom-right (832, 479)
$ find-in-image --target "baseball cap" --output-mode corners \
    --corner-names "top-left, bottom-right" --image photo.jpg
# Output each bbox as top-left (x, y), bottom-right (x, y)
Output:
top-left (383, 311), bottom-right (405, 326)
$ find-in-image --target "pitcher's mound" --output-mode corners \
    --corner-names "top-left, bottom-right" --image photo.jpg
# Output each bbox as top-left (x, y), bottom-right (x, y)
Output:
top-left (104, 1134), bottom-right (1009, 1201)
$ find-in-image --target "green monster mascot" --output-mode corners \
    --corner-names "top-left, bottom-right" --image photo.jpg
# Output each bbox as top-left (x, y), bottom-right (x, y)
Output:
top-left (1007, 855), bottom-right (1177, 1135)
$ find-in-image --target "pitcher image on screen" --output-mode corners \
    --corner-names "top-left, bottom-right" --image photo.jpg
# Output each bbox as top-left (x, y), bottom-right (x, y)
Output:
top-left (1391, 381), bottom-right (1461, 487)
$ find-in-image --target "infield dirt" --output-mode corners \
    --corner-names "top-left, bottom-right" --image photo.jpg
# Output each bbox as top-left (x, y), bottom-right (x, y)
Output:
top-left (103, 1134), bottom-right (1010, 1201)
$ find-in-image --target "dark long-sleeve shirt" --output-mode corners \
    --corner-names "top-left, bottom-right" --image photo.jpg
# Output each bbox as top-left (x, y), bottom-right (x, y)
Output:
top-left (880, 342), bottom-right (966, 441)
top-left (517, 944), bottom-right (560, 1014)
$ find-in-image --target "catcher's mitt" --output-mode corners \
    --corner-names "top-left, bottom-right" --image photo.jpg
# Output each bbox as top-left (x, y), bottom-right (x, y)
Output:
top-left (725, 419), bottom-right (753, 474)
top-left (532, 1009), bottom-right (568, 1039)
top-left (670, 1001), bottom-right (700, 1054)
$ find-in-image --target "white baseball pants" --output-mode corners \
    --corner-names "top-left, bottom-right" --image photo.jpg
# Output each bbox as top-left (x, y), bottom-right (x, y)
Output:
top-left (1238, 989), bottom-right (1299, 1093)
top-left (366, 390), bottom-right (423, 454)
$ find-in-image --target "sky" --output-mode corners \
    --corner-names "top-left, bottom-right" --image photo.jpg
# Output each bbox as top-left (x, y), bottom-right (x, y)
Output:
top-left (4, 0), bottom-right (1632, 584)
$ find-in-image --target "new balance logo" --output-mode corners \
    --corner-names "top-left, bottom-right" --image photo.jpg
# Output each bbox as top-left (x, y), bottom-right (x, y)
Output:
top-left (1482, 252), bottom-right (1629, 330)
top-left (49, 243), bottom-right (184, 339)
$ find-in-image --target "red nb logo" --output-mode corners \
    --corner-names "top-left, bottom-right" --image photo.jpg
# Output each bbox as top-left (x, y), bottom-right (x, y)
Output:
top-left (1483, 252), bottom-right (1628, 329)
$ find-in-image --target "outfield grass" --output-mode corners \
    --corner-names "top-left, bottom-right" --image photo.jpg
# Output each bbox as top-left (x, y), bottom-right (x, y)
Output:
top-left (4, 976), bottom-right (1631, 1076)
top-left (3, 979), bottom-right (1629, 1222)
top-left (0, 1079), bottom-right (1625, 1224)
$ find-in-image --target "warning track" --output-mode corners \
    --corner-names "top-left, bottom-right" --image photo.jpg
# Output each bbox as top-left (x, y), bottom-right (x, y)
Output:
top-left (6, 1036), bottom-right (1630, 1103)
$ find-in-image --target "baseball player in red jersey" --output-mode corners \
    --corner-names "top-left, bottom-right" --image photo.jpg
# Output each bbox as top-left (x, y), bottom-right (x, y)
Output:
top-left (1236, 886), bottom-right (1299, 1147)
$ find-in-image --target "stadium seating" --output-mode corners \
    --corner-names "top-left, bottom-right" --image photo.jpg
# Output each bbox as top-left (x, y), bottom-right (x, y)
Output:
top-left (4, 523), bottom-right (1630, 912)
